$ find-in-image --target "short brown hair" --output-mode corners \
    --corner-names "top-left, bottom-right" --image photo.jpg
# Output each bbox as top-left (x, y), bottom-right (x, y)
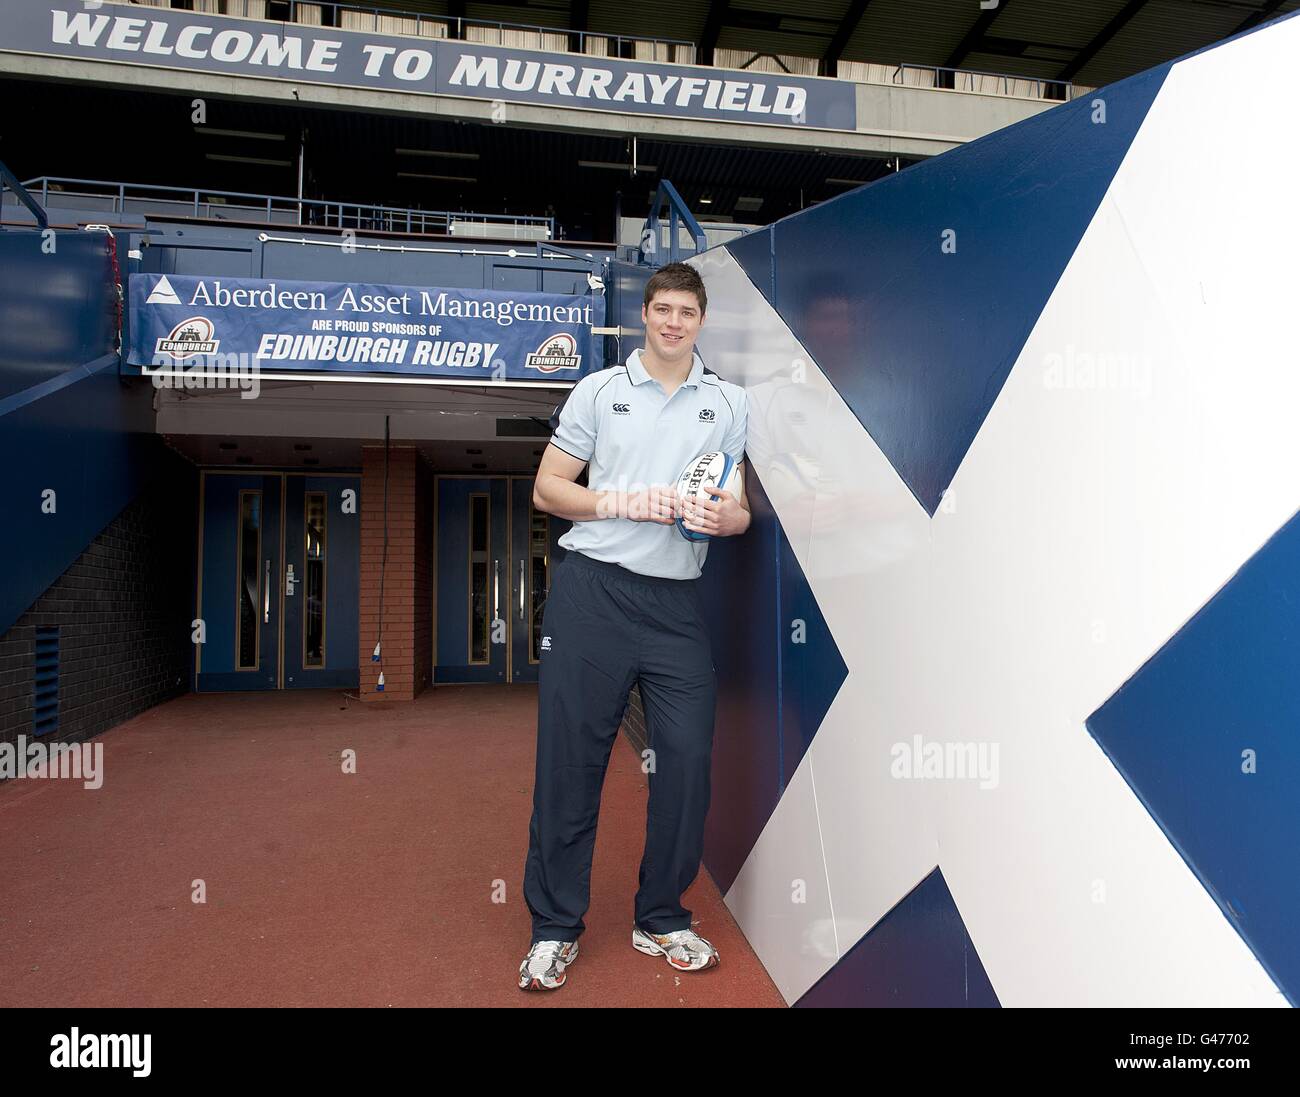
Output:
top-left (643, 261), bottom-right (706, 317)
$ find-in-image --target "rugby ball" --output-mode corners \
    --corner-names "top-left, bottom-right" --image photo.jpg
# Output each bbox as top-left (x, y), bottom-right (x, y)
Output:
top-left (675, 451), bottom-right (742, 542)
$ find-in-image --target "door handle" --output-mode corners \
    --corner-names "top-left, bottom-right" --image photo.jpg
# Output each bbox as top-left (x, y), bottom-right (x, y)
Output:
top-left (493, 558), bottom-right (500, 619)
top-left (263, 558), bottom-right (271, 623)
top-left (519, 559), bottom-right (525, 620)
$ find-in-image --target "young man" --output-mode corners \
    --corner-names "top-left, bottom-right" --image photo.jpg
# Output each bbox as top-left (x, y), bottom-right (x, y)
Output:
top-left (518, 261), bottom-right (749, 991)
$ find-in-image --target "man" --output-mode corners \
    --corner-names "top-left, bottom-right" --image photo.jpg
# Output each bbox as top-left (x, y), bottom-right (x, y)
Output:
top-left (519, 261), bottom-right (749, 991)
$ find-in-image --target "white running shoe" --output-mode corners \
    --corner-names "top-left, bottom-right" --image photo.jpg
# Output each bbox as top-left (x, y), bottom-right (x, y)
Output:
top-left (631, 925), bottom-right (720, 971)
top-left (518, 939), bottom-right (579, 991)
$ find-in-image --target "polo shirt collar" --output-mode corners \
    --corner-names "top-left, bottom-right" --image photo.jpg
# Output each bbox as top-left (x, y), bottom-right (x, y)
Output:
top-left (628, 348), bottom-right (704, 389)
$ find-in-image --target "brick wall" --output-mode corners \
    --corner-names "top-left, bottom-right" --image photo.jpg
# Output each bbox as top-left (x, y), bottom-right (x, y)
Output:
top-left (621, 684), bottom-right (648, 755)
top-left (414, 458), bottom-right (433, 696)
top-left (358, 444), bottom-right (432, 701)
top-left (0, 452), bottom-right (197, 756)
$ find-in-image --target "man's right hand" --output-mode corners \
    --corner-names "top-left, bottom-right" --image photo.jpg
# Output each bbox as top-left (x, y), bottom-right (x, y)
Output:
top-left (621, 485), bottom-right (679, 524)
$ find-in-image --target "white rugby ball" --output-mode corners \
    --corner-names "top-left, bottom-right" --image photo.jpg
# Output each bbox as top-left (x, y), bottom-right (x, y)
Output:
top-left (675, 451), bottom-right (742, 542)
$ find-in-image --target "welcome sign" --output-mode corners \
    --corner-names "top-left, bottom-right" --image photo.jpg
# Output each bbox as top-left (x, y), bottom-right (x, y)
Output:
top-left (126, 274), bottom-right (603, 383)
top-left (4, 2), bottom-right (857, 131)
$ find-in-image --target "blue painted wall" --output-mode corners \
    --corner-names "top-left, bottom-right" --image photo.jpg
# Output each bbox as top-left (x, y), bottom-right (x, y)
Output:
top-left (726, 68), bottom-right (1169, 514)
top-left (607, 258), bottom-right (652, 367)
top-left (1088, 507), bottom-right (1300, 1005)
top-left (698, 467), bottom-right (846, 895)
top-left (795, 869), bottom-right (999, 1008)
top-left (0, 228), bottom-right (162, 636)
top-left (0, 230), bottom-right (117, 400)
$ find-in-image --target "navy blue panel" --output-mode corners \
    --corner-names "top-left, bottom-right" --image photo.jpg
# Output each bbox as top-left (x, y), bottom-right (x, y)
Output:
top-left (699, 466), bottom-right (846, 895)
top-left (1087, 508), bottom-right (1300, 1005)
top-left (0, 225), bottom-right (158, 636)
top-left (493, 263), bottom-right (543, 291)
top-left (0, 363), bottom-right (157, 636)
top-left (541, 267), bottom-right (600, 296)
top-left (0, 231), bottom-right (115, 400)
top-left (607, 259), bottom-right (652, 362)
top-left (721, 225), bottom-right (771, 304)
top-left (699, 470), bottom-right (781, 894)
top-left (134, 219), bottom-right (613, 293)
top-left (728, 69), bottom-right (1169, 514)
top-left (795, 867), bottom-right (1000, 1007)
top-left (779, 529), bottom-right (848, 791)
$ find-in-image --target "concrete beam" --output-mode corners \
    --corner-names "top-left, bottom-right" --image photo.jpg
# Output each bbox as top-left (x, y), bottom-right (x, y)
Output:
top-left (0, 51), bottom-right (1058, 160)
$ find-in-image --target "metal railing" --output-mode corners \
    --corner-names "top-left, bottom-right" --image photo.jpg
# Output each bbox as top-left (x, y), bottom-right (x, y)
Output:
top-left (11, 177), bottom-right (555, 238)
top-left (639, 180), bottom-right (707, 267)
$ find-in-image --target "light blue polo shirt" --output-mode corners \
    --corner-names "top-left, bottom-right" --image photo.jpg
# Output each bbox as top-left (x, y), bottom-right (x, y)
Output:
top-left (549, 348), bottom-right (747, 579)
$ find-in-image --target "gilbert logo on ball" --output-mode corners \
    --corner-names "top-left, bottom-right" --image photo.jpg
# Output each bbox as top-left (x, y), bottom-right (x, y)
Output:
top-left (675, 451), bottom-right (742, 542)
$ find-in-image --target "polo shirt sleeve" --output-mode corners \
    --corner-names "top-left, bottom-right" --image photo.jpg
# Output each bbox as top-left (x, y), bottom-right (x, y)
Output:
top-left (722, 385), bottom-right (748, 463)
top-left (549, 373), bottom-right (597, 462)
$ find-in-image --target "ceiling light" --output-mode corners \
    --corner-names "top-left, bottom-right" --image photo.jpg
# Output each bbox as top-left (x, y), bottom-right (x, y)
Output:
top-left (397, 171), bottom-right (477, 183)
top-left (396, 148), bottom-right (480, 160)
top-left (577, 160), bottom-right (659, 172)
top-left (193, 127), bottom-right (285, 141)
top-left (205, 153), bottom-right (293, 167)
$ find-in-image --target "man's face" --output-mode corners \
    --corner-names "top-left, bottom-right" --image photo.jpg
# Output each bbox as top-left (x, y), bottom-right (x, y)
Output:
top-left (642, 289), bottom-right (704, 364)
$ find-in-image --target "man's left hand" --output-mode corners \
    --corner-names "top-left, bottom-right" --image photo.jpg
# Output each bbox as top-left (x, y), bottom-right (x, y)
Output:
top-left (682, 485), bottom-right (749, 538)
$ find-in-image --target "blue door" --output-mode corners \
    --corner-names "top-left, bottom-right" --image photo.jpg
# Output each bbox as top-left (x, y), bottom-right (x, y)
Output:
top-left (508, 475), bottom-right (567, 685)
top-left (434, 475), bottom-right (568, 685)
top-left (435, 477), bottom-right (510, 683)
top-left (197, 472), bottom-right (360, 692)
top-left (282, 476), bottom-right (361, 690)
top-left (197, 473), bottom-right (283, 691)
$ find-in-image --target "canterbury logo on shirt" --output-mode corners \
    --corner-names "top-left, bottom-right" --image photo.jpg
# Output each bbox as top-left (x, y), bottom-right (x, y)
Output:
top-left (612, 403), bottom-right (631, 414)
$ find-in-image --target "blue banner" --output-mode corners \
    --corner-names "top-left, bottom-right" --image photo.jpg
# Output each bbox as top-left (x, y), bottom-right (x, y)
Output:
top-left (126, 273), bottom-right (603, 383)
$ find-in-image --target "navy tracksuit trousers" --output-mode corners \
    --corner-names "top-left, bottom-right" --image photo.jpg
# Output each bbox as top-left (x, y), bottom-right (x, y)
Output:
top-left (523, 549), bottom-right (717, 945)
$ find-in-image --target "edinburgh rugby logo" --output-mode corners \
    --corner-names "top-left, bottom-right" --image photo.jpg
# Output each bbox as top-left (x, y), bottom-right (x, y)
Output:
top-left (525, 333), bottom-right (582, 372)
top-left (155, 316), bottom-right (219, 360)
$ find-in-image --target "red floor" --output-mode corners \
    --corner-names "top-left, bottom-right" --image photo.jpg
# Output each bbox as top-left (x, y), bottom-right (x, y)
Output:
top-left (0, 686), bottom-right (786, 1007)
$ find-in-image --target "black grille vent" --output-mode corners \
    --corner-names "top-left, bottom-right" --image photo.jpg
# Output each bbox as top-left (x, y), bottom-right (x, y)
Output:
top-left (33, 627), bottom-right (59, 737)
